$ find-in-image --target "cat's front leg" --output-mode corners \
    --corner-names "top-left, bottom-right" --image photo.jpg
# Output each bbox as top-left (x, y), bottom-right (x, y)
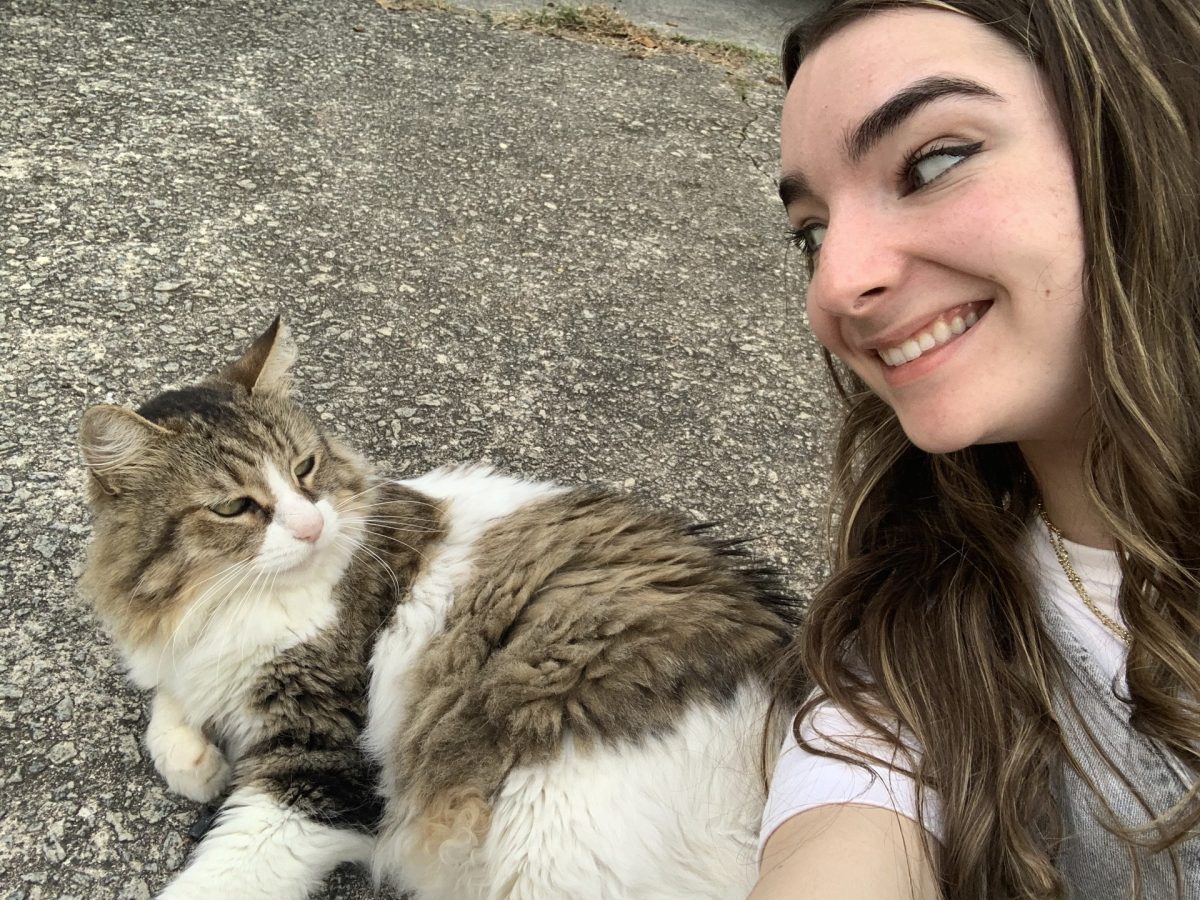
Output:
top-left (146, 690), bottom-right (231, 803)
top-left (156, 784), bottom-right (374, 900)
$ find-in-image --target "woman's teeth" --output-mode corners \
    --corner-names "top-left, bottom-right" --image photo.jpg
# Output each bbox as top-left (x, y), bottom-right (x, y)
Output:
top-left (879, 309), bottom-right (980, 367)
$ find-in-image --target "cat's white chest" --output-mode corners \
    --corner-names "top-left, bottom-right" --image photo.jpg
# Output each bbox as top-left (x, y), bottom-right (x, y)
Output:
top-left (126, 578), bottom-right (340, 752)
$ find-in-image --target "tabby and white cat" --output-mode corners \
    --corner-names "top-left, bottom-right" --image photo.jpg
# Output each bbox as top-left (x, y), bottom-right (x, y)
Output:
top-left (79, 318), bottom-right (799, 900)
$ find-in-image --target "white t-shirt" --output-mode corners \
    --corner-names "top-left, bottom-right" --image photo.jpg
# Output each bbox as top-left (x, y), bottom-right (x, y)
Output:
top-left (759, 522), bottom-right (1126, 858)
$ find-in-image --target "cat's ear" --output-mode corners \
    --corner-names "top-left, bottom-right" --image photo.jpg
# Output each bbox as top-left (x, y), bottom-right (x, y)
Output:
top-left (219, 316), bottom-right (297, 396)
top-left (80, 405), bottom-right (172, 495)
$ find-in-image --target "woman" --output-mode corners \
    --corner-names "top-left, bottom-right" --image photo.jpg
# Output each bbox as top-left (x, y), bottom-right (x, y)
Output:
top-left (753, 1), bottom-right (1200, 898)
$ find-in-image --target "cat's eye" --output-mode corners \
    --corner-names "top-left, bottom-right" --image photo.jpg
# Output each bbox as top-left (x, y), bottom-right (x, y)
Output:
top-left (294, 456), bottom-right (316, 479)
top-left (209, 497), bottom-right (254, 517)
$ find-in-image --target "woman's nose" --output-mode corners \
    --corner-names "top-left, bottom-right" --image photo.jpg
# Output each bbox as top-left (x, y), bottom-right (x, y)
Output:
top-left (806, 206), bottom-right (905, 316)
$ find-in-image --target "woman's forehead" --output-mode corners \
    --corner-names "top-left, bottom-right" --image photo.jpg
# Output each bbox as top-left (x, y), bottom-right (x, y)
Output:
top-left (781, 8), bottom-right (1035, 173)
top-left (785, 8), bottom-right (1024, 129)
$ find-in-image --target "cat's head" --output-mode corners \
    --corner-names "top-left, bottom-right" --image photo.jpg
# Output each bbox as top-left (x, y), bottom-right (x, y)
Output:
top-left (79, 317), bottom-right (373, 646)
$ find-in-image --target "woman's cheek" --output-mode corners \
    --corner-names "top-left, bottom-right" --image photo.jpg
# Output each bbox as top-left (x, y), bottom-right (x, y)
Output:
top-left (806, 301), bottom-right (852, 362)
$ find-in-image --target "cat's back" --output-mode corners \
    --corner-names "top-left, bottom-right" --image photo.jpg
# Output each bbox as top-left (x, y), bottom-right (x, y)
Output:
top-left (365, 464), bottom-right (795, 899)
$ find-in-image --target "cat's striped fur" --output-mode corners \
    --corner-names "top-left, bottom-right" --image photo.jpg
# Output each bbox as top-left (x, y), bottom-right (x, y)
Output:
top-left (79, 319), bottom-right (800, 899)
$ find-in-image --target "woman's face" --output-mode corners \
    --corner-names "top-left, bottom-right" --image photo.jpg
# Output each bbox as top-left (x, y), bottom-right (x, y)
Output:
top-left (781, 8), bottom-right (1090, 454)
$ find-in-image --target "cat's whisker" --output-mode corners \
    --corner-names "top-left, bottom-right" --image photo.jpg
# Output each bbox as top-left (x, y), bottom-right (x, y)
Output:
top-left (357, 526), bottom-right (432, 564)
top-left (158, 558), bottom-right (256, 681)
top-left (354, 527), bottom-right (440, 536)
top-left (218, 569), bottom-right (256, 673)
top-left (230, 566), bottom-right (272, 669)
top-left (350, 512), bottom-right (439, 522)
top-left (350, 516), bottom-right (441, 533)
top-left (331, 483), bottom-right (384, 510)
top-left (333, 483), bottom-right (447, 514)
top-left (337, 497), bottom-right (409, 510)
top-left (349, 520), bottom-right (430, 558)
top-left (348, 496), bottom-right (446, 511)
top-left (161, 559), bottom-right (253, 675)
top-left (338, 496), bottom-right (445, 514)
top-left (342, 522), bottom-right (440, 540)
top-left (187, 556), bottom-right (261, 593)
top-left (234, 568), bottom-right (276, 666)
top-left (333, 532), bottom-right (403, 598)
top-left (331, 532), bottom-right (368, 568)
top-left (168, 564), bottom-right (257, 676)
top-left (361, 545), bottom-right (403, 599)
top-left (330, 531), bottom-right (359, 551)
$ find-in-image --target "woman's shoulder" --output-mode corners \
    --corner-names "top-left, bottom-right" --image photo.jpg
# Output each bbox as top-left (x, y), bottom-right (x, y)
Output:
top-left (760, 699), bottom-right (944, 859)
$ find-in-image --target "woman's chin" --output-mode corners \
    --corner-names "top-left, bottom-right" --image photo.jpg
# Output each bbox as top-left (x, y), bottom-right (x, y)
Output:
top-left (899, 422), bottom-right (987, 457)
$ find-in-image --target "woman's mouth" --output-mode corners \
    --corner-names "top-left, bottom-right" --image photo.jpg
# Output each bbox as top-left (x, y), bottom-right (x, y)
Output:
top-left (875, 301), bottom-right (991, 368)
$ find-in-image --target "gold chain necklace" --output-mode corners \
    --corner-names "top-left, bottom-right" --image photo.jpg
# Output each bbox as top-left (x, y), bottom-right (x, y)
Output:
top-left (1036, 504), bottom-right (1131, 644)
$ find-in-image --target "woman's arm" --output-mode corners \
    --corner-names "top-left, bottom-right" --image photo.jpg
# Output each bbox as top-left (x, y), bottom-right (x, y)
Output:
top-left (750, 804), bottom-right (939, 900)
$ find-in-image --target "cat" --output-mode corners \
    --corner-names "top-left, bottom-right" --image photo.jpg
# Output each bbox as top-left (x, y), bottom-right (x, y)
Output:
top-left (78, 317), bottom-right (800, 900)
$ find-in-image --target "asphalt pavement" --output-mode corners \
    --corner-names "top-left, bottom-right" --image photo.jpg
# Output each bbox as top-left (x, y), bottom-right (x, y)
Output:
top-left (0, 1), bottom-right (831, 897)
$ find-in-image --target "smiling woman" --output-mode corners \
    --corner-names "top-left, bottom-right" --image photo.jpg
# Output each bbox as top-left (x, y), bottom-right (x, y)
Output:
top-left (754, 1), bottom-right (1200, 899)
top-left (783, 9), bottom-right (1089, 458)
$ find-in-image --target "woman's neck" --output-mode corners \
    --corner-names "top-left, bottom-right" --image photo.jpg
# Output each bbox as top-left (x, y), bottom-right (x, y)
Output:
top-left (1020, 438), bottom-right (1113, 549)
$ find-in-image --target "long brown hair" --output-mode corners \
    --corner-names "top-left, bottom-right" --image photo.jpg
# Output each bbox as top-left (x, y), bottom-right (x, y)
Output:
top-left (776, 1), bottom-right (1200, 896)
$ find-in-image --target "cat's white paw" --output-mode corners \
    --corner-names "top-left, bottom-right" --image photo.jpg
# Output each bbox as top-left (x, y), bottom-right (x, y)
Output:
top-left (156, 787), bottom-right (372, 900)
top-left (148, 724), bottom-right (231, 803)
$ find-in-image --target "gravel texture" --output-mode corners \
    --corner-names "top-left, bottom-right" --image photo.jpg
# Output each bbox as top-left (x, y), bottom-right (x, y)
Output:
top-left (0, 1), bottom-right (832, 896)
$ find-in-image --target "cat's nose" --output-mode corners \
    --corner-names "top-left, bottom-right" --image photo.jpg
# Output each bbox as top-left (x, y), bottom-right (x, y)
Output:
top-left (277, 495), bottom-right (324, 543)
top-left (290, 511), bottom-right (324, 544)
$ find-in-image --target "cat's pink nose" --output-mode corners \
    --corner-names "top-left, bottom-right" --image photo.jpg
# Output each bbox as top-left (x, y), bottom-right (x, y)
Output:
top-left (291, 511), bottom-right (324, 543)
top-left (278, 496), bottom-right (324, 543)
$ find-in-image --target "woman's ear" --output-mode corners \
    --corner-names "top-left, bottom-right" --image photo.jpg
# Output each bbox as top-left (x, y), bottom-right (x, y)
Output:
top-left (217, 315), bottom-right (298, 396)
top-left (79, 404), bottom-right (172, 495)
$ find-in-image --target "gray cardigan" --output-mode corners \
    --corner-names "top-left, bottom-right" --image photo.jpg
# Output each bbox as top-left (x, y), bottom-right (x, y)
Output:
top-left (1044, 602), bottom-right (1200, 897)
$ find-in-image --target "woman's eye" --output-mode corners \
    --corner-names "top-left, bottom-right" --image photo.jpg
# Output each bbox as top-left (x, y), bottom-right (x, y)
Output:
top-left (210, 497), bottom-right (254, 517)
top-left (905, 141), bottom-right (982, 193)
top-left (294, 456), bottom-right (316, 479)
top-left (788, 222), bottom-right (828, 262)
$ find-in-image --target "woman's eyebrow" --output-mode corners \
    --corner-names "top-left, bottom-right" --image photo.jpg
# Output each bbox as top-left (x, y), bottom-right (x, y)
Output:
top-left (779, 75), bottom-right (1002, 209)
top-left (778, 171), bottom-right (814, 209)
top-left (846, 75), bottom-right (1002, 163)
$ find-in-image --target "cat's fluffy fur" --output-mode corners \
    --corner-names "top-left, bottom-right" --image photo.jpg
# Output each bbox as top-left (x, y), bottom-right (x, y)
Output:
top-left (79, 319), bottom-right (799, 900)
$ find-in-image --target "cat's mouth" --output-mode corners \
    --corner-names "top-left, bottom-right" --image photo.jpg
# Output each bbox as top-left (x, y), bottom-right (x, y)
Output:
top-left (256, 530), bottom-right (351, 582)
top-left (255, 546), bottom-right (320, 577)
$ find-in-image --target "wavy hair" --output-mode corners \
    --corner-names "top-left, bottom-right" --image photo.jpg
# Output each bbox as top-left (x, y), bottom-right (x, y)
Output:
top-left (776, 1), bottom-right (1200, 896)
